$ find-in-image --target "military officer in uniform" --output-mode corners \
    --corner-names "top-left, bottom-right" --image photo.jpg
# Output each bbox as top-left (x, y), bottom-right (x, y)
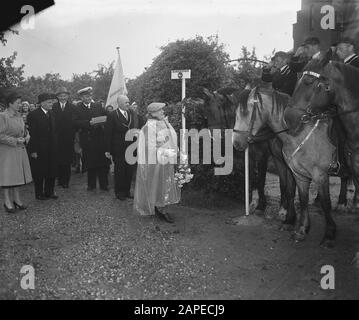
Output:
top-left (74, 87), bottom-right (110, 191)
top-left (336, 37), bottom-right (359, 68)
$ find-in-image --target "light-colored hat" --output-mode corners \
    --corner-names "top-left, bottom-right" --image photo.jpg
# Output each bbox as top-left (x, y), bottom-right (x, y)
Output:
top-left (147, 102), bottom-right (166, 114)
top-left (77, 87), bottom-right (93, 96)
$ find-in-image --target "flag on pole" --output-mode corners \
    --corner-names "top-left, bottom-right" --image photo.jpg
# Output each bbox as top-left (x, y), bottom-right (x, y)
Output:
top-left (106, 48), bottom-right (128, 109)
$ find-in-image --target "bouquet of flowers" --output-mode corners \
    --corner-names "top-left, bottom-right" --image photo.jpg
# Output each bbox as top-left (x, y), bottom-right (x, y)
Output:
top-left (174, 153), bottom-right (194, 188)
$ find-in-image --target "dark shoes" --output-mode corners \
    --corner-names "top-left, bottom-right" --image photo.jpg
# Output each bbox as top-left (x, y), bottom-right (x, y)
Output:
top-left (100, 187), bottom-right (109, 192)
top-left (87, 187), bottom-right (96, 192)
top-left (155, 207), bottom-right (174, 223)
top-left (4, 204), bottom-right (16, 213)
top-left (116, 192), bottom-right (132, 200)
top-left (45, 194), bottom-right (59, 200)
top-left (13, 202), bottom-right (27, 210)
top-left (36, 195), bottom-right (49, 200)
top-left (3, 202), bottom-right (27, 213)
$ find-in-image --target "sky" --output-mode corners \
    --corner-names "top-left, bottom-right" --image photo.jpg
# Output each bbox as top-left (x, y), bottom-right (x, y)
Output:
top-left (0, 0), bottom-right (302, 80)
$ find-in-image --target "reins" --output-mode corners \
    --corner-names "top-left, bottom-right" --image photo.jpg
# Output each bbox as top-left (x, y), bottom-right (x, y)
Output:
top-left (232, 89), bottom-right (289, 142)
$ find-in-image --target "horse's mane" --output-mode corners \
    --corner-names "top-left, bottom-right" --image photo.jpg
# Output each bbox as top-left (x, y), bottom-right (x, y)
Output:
top-left (331, 61), bottom-right (359, 102)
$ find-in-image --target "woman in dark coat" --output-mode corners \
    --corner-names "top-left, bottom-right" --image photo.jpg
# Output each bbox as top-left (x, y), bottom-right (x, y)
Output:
top-left (0, 92), bottom-right (32, 212)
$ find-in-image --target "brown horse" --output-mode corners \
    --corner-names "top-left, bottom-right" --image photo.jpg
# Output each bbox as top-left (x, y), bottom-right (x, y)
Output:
top-left (290, 51), bottom-right (359, 211)
top-left (232, 86), bottom-right (337, 246)
top-left (203, 87), bottom-right (289, 217)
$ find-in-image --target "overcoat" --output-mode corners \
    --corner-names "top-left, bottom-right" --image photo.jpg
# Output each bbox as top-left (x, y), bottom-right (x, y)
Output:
top-left (27, 108), bottom-right (58, 179)
top-left (52, 101), bottom-right (76, 165)
top-left (74, 102), bottom-right (110, 170)
top-left (0, 110), bottom-right (32, 186)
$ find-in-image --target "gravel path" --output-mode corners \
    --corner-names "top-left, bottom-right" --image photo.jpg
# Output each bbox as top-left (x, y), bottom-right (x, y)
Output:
top-left (1, 172), bottom-right (359, 300)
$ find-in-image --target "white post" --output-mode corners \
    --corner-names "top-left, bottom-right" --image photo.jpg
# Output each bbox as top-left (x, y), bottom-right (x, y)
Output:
top-left (245, 147), bottom-right (250, 216)
top-left (181, 78), bottom-right (186, 157)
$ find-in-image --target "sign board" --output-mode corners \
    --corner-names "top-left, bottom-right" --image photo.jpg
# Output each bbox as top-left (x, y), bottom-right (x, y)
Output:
top-left (171, 69), bottom-right (191, 80)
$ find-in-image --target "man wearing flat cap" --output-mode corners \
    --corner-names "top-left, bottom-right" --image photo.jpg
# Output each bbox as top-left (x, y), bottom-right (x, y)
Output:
top-left (104, 95), bottom-right (142, 200)
top-left (52, 86), bottom-right (77, 188)
top-left (74, 87), bottom-right (110, 191)
top-left (336, 37), bottom-right (359, 69)
top-left (27, 93), bottom-right (58, 200)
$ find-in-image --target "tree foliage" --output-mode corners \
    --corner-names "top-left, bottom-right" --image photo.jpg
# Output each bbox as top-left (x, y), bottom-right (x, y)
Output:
top-left (0, 30), bottom-right (25, 88)
top-left (127, 35), bottom-right (233, 110)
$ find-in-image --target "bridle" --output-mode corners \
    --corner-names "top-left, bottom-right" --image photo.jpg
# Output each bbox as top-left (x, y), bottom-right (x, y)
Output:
top-left (233, 90), bottom-right (288, 143)
top-left (299, 70), bottom-right (359, 122)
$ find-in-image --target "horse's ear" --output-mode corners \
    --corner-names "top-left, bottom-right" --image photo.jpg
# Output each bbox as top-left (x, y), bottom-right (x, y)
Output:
top-left (203, 88), bottom-right (213, 98)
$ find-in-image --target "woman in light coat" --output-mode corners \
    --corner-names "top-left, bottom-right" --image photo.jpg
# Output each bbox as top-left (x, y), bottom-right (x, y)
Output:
top-left (0, 92), bottom-right (32, 213)
top-left (133, 102), bottom-right (181, 223)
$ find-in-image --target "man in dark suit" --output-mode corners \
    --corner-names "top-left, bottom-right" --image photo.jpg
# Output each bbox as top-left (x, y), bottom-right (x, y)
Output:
top-left (73, 87), bottom-right (110, 191)
top-left (104, 95), bottom-right (141, 200)
top-left (336, 37), bottom-right (359, 68)
top-left (27, 93), bottom-right (58, 200)
top-left (52, 86), bottom-right (76, 188)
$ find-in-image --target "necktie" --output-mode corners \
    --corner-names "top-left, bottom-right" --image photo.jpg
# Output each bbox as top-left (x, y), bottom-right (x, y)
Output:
top-left (124, 111), bottom-right (128, 120)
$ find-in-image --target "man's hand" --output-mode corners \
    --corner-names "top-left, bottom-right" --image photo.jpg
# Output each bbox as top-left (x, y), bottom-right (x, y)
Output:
top-left (105, 152), bottom-right (112, 160)
top-left (89, 119), bottom-right (95, 126)
top-left (294, 46), bottom-right (305, 57)
top-left (30, 152), bottom-right (38, 159)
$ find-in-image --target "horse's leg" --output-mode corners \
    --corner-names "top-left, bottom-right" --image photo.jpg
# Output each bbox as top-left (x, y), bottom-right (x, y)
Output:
top-left (269, 138), bottom-right (288, 217)
top-left (254, 142), bottom-right (269, 213)
top-left (349, 151), bottom-right (359, 212)
top-left (293, 178), bottom-right (311, 242)
top-left (281, 166), bottom-right (297, 229)
top-left (316, 174), bottom-right (336, 247)
top-left (336, 176), bottom-right (348, 212)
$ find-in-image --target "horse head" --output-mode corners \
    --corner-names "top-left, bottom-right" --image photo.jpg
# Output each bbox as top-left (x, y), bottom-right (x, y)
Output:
top-left (232, 87), bottom-right (267, 151)
top-left (202, 87), bottom-right (240, 130)
top-left (290, 49), bottom-right (338, 115)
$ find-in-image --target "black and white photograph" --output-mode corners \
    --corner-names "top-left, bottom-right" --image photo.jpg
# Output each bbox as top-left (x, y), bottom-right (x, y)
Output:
top-left (1, 0), bottom-right (359, 305)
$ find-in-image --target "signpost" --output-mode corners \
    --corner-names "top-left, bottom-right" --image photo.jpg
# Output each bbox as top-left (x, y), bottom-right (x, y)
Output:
top-left (171, 69), bottom-right (191, 157)
top-left (245, 147), bottom-right (250, 216)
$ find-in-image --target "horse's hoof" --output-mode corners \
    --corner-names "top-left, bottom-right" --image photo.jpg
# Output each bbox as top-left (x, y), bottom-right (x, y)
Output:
top-left (320, 238), bottom-right (335, 249)
top-left (278, 207), bottom-right (287, 221)
top-left (280, 223), bottom-right (294, 232)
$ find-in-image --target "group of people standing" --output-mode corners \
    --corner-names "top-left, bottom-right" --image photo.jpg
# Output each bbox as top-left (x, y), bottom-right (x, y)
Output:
top-left (0, 86), bottom-right (181, 223)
